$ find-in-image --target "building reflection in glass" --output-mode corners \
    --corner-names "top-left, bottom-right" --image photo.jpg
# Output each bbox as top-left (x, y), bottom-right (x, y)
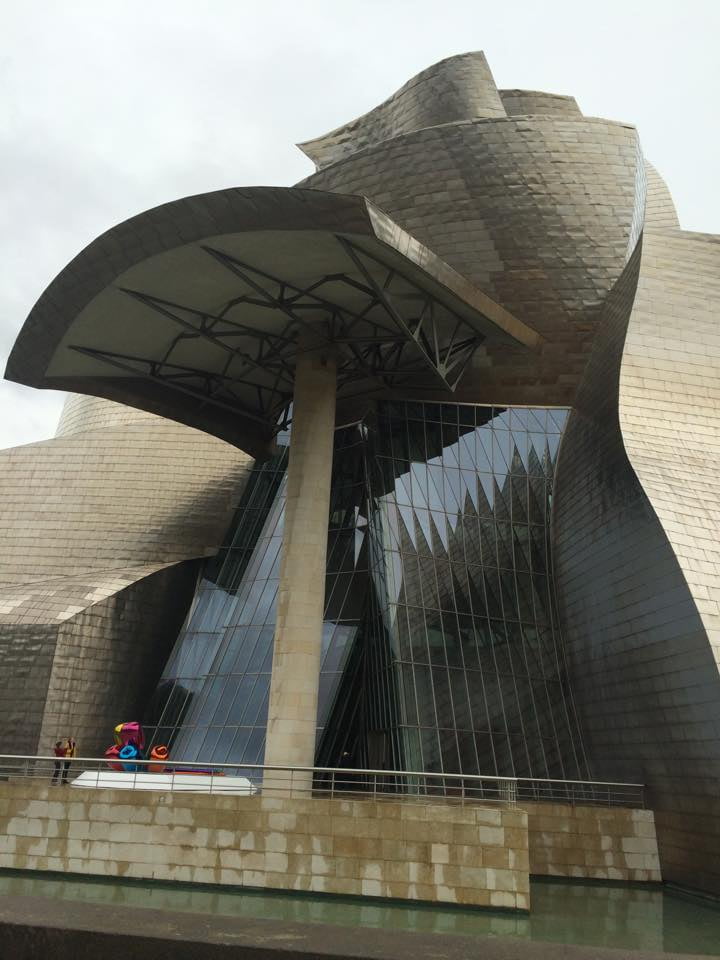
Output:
top-left (145, 403), bottom-right (588, 781)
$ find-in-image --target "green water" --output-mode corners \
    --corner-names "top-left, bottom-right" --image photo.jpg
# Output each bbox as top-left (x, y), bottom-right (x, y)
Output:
top-left (1, 870), bottom-right (719, 956)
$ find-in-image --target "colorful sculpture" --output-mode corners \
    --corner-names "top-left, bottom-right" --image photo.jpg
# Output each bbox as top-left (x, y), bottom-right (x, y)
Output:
top-left (104, 720), bottom-right (165, 773)
top-left (113, 721), bottom-right (145, 751)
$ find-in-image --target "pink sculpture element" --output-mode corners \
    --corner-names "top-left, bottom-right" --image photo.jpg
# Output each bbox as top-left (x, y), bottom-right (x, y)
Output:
top-left (113, 721), bottom-right (145, 750)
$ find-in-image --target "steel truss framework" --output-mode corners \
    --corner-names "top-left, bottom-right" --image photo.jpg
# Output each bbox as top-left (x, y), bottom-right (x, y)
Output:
top-left (69, 237), bottom-right (488, 435)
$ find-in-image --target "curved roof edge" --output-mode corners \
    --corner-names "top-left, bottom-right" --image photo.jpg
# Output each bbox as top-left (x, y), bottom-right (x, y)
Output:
top-left (297, 51), bottom-right (506, 171)
top-left (644, 161), bottom-right (681, 230)
top-left (499, 89), bottom-right (582, 118)
top-left (6, 186), bottom-right (539, 457)
top-left (6, 187), bottom-right (376, 385)
top-left (5, 188), bottom-right (381, 455)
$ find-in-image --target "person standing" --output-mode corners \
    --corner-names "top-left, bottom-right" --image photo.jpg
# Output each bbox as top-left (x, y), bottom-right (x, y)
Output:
top-left (52, 739), bottom-right (67, 784)
top-left (61, 737), bottom-right (76, 785)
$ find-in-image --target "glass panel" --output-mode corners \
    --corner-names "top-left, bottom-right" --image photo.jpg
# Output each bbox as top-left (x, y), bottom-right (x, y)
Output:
top-left (147, 403), bottom-right (588, 785)
top-left (146, 427), bottom-right (369, 767)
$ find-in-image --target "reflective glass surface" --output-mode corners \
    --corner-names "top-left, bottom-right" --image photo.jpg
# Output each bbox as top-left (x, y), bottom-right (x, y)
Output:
top-left (363, 403), bottom-right (588, 779)
top-left (145, 403), bottom-right (588, 780)
top-left (144, 425), bottom-right (368, 766)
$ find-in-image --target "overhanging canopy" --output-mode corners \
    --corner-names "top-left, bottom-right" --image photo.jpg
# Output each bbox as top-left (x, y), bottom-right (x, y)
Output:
top-left (6, 187), bottom-right (539, 456)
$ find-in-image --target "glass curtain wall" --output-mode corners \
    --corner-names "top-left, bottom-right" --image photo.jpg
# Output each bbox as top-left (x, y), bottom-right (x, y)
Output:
top-left (362, 403), bottom-right (589, 780)
top-left (144, 402), bottom-right (588, 781)
top-left (144, 425), bottom-right (369, 765)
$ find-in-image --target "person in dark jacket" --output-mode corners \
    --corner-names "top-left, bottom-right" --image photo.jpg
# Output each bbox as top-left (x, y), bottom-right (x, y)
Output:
top-left (52, 739), bottom-right (67, 784)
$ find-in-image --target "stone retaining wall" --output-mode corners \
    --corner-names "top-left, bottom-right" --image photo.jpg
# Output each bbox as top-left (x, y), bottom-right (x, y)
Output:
top-left (526, 803), bottom-right (661, 883)
top-left (0, 785), bottom-right (660, 906)
top-left (0, 784), bottom-right (530, 910)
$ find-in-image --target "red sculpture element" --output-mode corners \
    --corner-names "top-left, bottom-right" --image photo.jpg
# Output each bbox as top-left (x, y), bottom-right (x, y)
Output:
top-left (104, 744), bottom-right (123, 772)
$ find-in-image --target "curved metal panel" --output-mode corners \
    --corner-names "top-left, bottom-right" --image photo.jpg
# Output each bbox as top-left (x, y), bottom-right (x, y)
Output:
top-left (553, 231), bottom-right (720, 895)
top-left (55, 393), bottom-right (163, 437)
top-left (299, 52), bottom-right (506, 170)
top-left (644, 162), bottom-right (681, 229)
top-left (301, 116), bottom-right (640, 407)
top-left (0, 393), bottom-right (252, 755)
top-left (499, 89), bottom-right (582, 117)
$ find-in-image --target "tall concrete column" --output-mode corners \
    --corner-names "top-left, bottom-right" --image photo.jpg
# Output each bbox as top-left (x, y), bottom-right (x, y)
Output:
top-left (263, 342), bottom-right (336, 792)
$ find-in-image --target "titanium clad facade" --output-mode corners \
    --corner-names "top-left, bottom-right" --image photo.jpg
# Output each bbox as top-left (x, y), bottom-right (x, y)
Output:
top-left (4, 49), bottom-right (720, 895)
top-left (299, 71), bottom-right (642, 411)
top-left (293, 53), bottom-right (720, 893)
top-left (0, 395), bottom-right (251, 755)
top-left (554, 232), bottom-right (720, 895)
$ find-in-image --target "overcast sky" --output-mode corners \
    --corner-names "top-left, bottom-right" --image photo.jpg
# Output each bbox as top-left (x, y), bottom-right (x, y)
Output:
top-left (2, 0), bottom-right (718, 450)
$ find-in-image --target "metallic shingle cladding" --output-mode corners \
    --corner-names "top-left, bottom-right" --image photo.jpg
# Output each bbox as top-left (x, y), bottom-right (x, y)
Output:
top-left (644, 162), bottom-right (681, 229)
top-left (55, 393), bottom-right (162, 436)
top-left (0, 404), bottom-right (250, 587)
top-left (499, 89), bottom-right (582, 118)
top-left (0, 394), bottom-right (252, 754)
top-left (37, 561), bottom-right (201, 757)
top-left (300, 116), bottom-right (639, 407)
top-left (619, 229), bottom-right (720, 892)
top-left (298, 52), bottom-right (506, 171)
top-left (553, 230), bottom-right (720, 894)
top-left (621, 230), bottom-right (720, 641)
top-left (300, 56), bottom-right (720, 894)
top-left (0, 623), bottom-right (57, 755)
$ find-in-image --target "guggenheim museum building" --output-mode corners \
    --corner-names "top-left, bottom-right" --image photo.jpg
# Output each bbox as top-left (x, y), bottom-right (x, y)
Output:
top-left (2, 52), bottom-right (719, 896)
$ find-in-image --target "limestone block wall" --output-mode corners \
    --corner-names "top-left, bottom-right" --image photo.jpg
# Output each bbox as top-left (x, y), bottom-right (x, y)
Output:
top-left (526, 803), bottom-right (661, 883)
top-left (0, 784), bottom-right (529, 911)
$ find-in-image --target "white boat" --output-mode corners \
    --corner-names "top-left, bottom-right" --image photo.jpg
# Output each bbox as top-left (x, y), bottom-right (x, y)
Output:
top-left (70, 770), bottom-right (257, 795)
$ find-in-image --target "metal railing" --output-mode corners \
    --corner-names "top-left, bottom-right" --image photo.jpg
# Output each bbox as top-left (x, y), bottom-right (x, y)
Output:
top-left (0, 754), bottom-right (645, 808)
